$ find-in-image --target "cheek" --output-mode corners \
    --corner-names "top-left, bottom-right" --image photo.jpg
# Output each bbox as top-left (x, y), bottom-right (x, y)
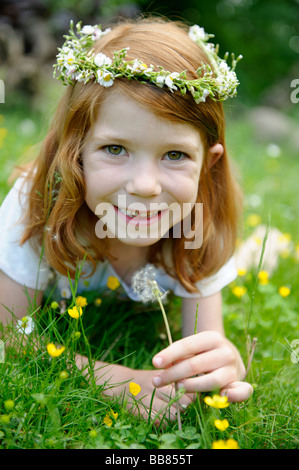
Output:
top-left (172, 174), bottom-right (200, 204)
top-left (84, 168), bottom-right (123, 215)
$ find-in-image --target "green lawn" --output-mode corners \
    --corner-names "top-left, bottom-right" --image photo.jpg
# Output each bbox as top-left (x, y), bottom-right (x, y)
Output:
top-left (0, 83), bottom-right (298, 449)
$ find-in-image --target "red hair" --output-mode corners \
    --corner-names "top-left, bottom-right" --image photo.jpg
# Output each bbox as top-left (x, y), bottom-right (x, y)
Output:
top-left (18, 17), bottom-right (242, 293)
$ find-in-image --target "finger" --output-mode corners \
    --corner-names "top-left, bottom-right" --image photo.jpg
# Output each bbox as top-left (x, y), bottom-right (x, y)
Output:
top-left (221, 381), bottom-right (253, 402)
top-left (176, 366), bottom-right (237, 393)
top-left (152, 331), bottom-right (224, 369)
top-left (152, 347), bottom-right (233, 387)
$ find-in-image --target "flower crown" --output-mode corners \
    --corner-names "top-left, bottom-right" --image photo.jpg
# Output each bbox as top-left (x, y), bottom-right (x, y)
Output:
top-left (53, 21), bottom-right (242, 104)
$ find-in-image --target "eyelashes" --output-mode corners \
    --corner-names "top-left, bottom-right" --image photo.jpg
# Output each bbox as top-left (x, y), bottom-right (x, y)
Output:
top-left (102, 145), bottom-right (188, 161)
top-left (164, 151), bottom-right (187, 161)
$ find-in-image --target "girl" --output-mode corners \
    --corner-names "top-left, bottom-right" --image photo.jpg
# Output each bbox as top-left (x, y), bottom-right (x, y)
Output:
top-left (0, 17), bottom-right (253, 419)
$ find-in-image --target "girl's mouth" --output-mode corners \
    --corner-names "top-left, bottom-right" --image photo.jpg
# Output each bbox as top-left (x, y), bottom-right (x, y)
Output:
top-left (113, 205), bottom-right (163, 223)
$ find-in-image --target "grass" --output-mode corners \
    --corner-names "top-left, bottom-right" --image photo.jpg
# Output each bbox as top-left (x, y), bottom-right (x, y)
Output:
top-left (0, 84), bottom-right (298, 449)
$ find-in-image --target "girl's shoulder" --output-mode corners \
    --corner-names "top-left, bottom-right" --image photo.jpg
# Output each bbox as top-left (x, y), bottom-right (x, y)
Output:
top-left (158, 256), bottom-right (237, 299)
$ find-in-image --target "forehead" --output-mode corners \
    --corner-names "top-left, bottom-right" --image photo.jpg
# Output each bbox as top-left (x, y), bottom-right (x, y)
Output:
top-left (88, 91), bottom-right (204, 152)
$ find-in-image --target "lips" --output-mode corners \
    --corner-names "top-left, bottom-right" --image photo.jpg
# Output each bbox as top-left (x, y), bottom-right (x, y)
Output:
top-left (113, 205), bottom-right (163, 221)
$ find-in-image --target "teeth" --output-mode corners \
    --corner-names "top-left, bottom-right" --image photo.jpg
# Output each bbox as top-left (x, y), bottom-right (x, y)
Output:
top-left (117, 207), bottom-right (159, 218)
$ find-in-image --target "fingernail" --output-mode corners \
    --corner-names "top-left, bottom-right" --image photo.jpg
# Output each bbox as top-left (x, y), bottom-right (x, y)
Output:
top-left (153, 376), bottom-right (162, 387)
top-left (153, 356), bottom-right (163, 368)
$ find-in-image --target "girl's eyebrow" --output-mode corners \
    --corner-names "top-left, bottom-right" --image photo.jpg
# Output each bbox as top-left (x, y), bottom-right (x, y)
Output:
top-left (89, 135), bottom-right (131, 146)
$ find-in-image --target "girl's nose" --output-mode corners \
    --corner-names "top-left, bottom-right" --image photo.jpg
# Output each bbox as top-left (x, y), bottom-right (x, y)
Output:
top-left (125, 162), bottom-right (162, 197)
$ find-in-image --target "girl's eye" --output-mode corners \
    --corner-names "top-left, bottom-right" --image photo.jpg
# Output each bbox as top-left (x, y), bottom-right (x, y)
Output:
top-left (164, 151), bottom-right (187, 161)
top-left (105, 145), bottom-right (125, 156)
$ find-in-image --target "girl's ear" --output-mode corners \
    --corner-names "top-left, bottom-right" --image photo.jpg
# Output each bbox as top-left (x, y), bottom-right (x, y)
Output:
top-left (207, 143), bottom-right (224, 168)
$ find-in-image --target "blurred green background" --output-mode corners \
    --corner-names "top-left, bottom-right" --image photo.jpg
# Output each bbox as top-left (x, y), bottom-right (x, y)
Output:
top-left (0, 0), bottom-right (299, 240)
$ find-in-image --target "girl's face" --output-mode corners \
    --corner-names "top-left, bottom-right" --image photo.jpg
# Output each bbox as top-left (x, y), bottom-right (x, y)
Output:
top-left (82, 92), bottom-right (205, 249)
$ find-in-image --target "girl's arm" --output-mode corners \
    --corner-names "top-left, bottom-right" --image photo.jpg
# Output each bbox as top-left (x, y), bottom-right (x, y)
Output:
top-left (0, 270), bottom-right (44, 326)
top-left (152, 291), bottom-right (253, 403)
top-left (181, 291), bottom-right (224, 337)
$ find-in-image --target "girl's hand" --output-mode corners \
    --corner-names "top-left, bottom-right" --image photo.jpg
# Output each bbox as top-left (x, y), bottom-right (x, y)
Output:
top-left (152, 330), bottom-right (253, 403)
top-left (92, 361), bottom-right (194, 424)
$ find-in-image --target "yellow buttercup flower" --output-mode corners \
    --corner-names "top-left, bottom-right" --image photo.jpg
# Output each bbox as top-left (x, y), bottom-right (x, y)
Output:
top-left (237, 268), bottom-right (247, 277)
top-left (204, 394), bottom-right (229, 409)
top-left (107, 276), bottom-right (120, 290)
top-left (231, 286), bottom-right (247, 298)
top-left (129, 382), bottom-right (141, 396)
top-left (95, 298), bottom-right (102, 306)
top-left (75, 296), bottom-right (88, 307)
top-left (103, 415), bottom-right (113, 427)
top-left (278, 286), bottom-right (291, 298)
top-left (47, 343), bottom-right (65, 357)
top-left (258, 270), bottom-right (269, 285)
top-left (212, 438), bottom-right (239, 449)
top-left (246, 214), bottom-right (261, 227)
top-left (278, 233), bottom-right (291, 243)
top-left (103, 409), bottom-right (118, 427)
top-left (214, 419), bottom-right (229, 431)
top-left (68, 306), bottom-right (83, 319)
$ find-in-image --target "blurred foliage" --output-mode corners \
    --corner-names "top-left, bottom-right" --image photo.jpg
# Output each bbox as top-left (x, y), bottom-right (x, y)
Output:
top-left (0, 0), bottom-right (299, 106)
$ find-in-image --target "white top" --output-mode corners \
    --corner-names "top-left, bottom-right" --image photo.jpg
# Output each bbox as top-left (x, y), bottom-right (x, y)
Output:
top-left (0, 177), bottom-right (237, 300)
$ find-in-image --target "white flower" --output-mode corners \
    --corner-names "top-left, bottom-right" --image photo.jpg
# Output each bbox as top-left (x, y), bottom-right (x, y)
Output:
top-left (217, 60), bottom-right (230, 74)
top-left (215, 62), bottom-right (239, 97)
top-left (96, 69), bottom-right (114, 87)
top-left (164, 73), bottom-right (179, 91)
top-left (201, 88), bottom-right (210, 101)
top-left (131, 264), bottom-right (168, 303)
top-left (93, 26), bottom-right (111, 40)
top-left (63, 50), bottom-right (77, 70)
top-left (60, 286), bottom-right (72, 299)
top-left (188, 25), bottom-right (208, 43)
top-left (128, 59), bottom-right (149, 73)
top-left (81, 25), bottom-right (95, 35)
top-left (94, 53), bottom-right (112, 67)
top-left (155, 75), bottom-right (165, 87)
top-left (17, 316), bottom-right (34, 335)
top-left (205, 42), bottom-right (216, 54)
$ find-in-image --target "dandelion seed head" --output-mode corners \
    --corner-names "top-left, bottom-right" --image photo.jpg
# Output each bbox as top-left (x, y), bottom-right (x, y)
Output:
top-left (131, 264), bottom-right (168, 303)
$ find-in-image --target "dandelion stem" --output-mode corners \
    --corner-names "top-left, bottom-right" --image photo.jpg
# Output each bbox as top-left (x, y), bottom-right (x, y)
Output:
top-left (153, 283), bottom-right (182, 431)
top-left (156, 296), bottom-right (173, 346)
